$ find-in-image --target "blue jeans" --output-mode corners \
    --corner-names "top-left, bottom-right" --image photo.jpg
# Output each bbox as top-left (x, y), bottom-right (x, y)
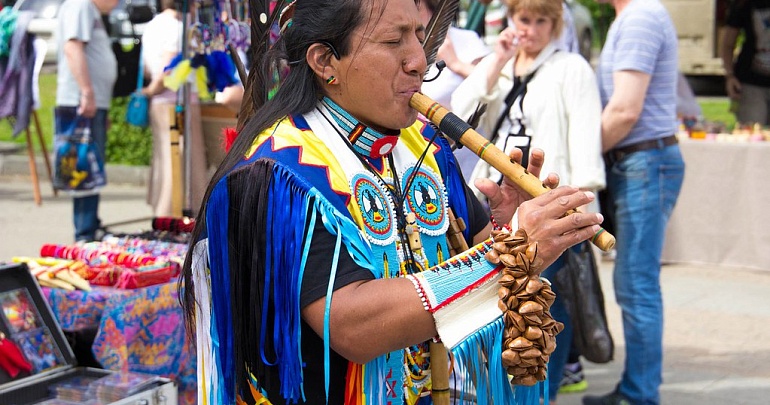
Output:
top-left (541, 248), bottom-right (575, 401)
top-left (72, 109), bottom-right (108, 241)
top-left (606, 144), bottom-right (684, 405)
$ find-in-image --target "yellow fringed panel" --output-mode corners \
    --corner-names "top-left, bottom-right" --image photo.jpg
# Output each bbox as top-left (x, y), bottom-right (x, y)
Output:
top-left (163, 59), bottom-right (192, 91)
top-left (196, 66), bottom-right (212, 101)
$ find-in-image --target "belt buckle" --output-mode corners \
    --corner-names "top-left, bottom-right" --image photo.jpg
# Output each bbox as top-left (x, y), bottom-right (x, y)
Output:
top-left (610, 149), bottom-right (626, 164)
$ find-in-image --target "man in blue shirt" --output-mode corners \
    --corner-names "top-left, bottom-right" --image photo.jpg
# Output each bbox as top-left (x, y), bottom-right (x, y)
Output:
top-left (586, 0), bottom-right (686, 404)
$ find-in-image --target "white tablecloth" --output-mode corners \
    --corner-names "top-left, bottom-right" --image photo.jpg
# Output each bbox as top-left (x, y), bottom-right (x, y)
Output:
top-left (662, 139), bottom-right (770, 270)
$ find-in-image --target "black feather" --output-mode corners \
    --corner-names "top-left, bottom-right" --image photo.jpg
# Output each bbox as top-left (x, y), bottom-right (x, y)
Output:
top-left (422, 0), bottom-right (460, 67)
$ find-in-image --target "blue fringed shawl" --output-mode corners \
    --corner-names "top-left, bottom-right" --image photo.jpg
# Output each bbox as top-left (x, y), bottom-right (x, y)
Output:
top-left (196, 158), bottom-right (377, 404)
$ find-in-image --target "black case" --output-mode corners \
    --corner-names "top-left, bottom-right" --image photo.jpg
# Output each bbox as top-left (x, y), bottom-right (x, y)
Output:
top-left (0, 263), bottom-right (177, 405)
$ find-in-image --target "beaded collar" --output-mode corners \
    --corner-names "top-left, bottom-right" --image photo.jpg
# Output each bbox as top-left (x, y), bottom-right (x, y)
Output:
top-left (321, 97), bottom-right (400, 159)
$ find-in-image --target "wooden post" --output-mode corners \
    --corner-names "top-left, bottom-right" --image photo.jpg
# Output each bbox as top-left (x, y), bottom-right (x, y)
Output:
top-left (169, 105), bottom-right (184, 217)
top-left (31, 111), bottom-right (56, 196)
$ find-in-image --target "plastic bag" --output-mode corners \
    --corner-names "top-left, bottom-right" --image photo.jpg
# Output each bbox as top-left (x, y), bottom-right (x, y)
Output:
top-left (553, 241), bottom-right (614, 364)
top-left (53, 107), bottom-right (106, 196)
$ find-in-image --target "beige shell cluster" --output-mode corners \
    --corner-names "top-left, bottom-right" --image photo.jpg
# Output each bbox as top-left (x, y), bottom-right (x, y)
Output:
top-left (485, 228), bottom-right (564, 386)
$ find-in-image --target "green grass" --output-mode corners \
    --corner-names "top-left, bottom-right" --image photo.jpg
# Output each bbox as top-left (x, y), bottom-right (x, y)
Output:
top-left (698, 98), bottom-right (736, 131)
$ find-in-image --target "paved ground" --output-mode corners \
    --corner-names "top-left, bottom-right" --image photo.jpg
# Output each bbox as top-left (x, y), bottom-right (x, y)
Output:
top-left (1, 164), bottom-right (770, 404)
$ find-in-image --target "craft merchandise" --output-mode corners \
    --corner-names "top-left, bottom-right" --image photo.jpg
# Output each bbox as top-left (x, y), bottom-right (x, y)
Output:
top-left (162, 0), bottom-right (247, 99)
top-left (16, 235), bottom-right (190, 290)
top-left (22, 259), bottom-right (91, 292)
top-left (0, 331), bottom-right (33, 378)
top-left (0, 263), bottom-right (179, 404)
top-left (0, 288), bottom-right (64, 376)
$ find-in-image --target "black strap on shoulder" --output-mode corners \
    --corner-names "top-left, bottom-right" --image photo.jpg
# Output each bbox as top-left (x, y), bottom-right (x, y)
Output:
top-left (490, 66), bottom-right (540, 141)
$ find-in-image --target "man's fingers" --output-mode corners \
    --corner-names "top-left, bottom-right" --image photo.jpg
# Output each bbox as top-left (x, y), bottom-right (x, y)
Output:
top-left (525, 186), bottom-right (587, 208)
top-left (550, 211), bottom-right (604, 238)
top-left (509, 148), bottom-right (524, 166)
top-left (542, 172), bottom-right (559, 189)
top-left (526, 148), bottom-right (545, 178)
top-left (552, 223), bottom-right (604, 252)
top-left (474, 178), bottom-right (502, 205)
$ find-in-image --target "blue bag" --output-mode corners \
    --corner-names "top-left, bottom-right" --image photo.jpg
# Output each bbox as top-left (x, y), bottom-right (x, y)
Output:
top-left (125, 45), bottom-right (149, 128)
top-left (53, 107), bottom-right (107, 196)
top-left (126, 91), bottom-right (149, 127)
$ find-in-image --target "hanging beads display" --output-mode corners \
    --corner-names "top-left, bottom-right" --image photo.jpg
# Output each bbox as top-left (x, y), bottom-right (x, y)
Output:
top-left (163, 0), bottom-right (250, 100)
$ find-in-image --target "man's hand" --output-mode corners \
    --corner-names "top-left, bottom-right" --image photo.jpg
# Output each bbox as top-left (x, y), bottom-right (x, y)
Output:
top-left (78, 91), bottom-right (97, 118)
top-left (474, 147), bottom-right (603, 267)
top-left (515, 186), bottom-right (603, 267)
top-left (725, 75), bottom-right (741, 100)
top-left (474, 148), bottom-right (557, 226)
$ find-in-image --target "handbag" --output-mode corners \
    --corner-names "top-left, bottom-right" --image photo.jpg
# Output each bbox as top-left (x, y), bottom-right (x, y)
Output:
top-left (125, 45), bottom-right (149, 128)
top-left (112, 38), bottom-right (141, 98)
top-left (53, 107), bottom-right (107, 196)
top-left (553, 241), bottom-right (614, 364)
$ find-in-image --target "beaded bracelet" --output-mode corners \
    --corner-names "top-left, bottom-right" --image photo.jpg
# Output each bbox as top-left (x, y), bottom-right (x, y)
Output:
top-left (489, 214), bottom-right (503, 231)
top-left (489, 214), bottom-right (512, 232)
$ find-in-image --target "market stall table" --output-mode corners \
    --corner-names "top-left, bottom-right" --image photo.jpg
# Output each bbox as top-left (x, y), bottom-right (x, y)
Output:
top-left (662, 138), bottom-right (770, 270)
top-left (43, 281), bottom-right (196, 405)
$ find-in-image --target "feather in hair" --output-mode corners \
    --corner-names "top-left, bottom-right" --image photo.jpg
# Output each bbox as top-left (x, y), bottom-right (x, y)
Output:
top-left (422, 0), bottom-right (460, 67)
top-left (238, 0), bottom-right (288, 131)
top-left (251, 0), bottom-right (288, 60)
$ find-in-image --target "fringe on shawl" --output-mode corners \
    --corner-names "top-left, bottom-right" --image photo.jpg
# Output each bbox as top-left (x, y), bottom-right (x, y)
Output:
top-left (450, 317), bottom-right (546, 405)
top-left (198, 158), bottom-right (382, 404)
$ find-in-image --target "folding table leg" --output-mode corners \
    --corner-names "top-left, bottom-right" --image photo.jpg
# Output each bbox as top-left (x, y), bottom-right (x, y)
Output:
top-left (24, 126), bottom-right (42, 205)
top-left (32, 111), bottom-right (56, 196)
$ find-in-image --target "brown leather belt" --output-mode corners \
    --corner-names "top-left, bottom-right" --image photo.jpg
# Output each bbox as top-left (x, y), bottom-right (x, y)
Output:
top-left (607, 135), bottom-right (678, 163)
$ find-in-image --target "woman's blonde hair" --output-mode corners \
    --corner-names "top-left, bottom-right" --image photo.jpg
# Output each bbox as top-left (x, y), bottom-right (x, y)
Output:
top-left (505, 0), bottom-right (564, 39)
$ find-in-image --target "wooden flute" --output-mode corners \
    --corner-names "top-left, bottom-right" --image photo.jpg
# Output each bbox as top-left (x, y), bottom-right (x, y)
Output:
top-left (410, 92), bottom-right (616, 252)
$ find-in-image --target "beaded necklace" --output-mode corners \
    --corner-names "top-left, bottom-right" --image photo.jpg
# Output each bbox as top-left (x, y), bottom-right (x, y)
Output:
top-left (318, 97), bottom-right (433, 274)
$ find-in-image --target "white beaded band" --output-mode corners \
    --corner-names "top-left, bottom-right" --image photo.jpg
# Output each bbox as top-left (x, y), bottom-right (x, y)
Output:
top-left (406, 274), bottom-right (432, 312)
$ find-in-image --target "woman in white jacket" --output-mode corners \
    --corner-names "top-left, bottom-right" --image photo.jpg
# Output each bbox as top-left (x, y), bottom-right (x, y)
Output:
top-left (451, 0), bottom-right (604, 402)
top-left (452, 0), bottom-right (604, 198)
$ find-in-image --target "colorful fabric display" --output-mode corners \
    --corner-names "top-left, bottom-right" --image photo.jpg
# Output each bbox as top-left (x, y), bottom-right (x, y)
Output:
top-left (0, 331), bottom-right (33, 378)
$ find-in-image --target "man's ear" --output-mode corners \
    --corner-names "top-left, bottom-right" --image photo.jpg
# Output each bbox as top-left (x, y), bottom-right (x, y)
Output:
top-left (306, 43), bottom-right (336, 79)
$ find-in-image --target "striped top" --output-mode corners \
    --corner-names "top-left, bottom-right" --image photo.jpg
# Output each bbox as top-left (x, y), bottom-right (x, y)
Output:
top-left (597, 0), bottom-right (678, 147)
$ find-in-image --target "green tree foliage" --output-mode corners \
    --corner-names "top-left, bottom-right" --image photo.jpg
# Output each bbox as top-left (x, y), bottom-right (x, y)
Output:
top-left (106, 96), bottom-right (152, 166)
top-left (576, 0), bottom-right (615, 46)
